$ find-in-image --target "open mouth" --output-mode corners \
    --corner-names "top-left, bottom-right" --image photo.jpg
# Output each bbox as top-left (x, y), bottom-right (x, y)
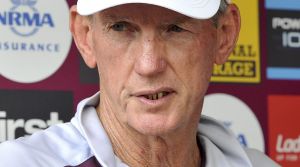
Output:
top-left (141, 91), bottom-right (170, 100)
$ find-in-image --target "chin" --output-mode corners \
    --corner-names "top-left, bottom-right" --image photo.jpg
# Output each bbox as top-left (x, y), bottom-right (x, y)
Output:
top-left (129, 115), bottom-right (182, 136)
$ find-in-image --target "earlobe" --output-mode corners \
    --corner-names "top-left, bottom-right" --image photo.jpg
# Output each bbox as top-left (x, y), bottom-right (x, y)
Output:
top-left (69, 5), bottom-right (97, 68)
top-left (215, 4), bottom-right (241, 65)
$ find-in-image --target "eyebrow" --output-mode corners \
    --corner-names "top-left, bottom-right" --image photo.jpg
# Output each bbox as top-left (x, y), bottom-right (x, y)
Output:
top-left (167, 16), bottom-right (195, 25)
top-left (101, 14), bottom-right (132, 23)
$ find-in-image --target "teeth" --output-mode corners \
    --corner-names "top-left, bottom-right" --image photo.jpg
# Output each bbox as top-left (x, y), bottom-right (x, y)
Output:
top-left (158, 92), bottom-right (163, 99)
top-left (153, 94), bottom-right (157, 100)
top-left (146, 92), bottom-right (167, 100)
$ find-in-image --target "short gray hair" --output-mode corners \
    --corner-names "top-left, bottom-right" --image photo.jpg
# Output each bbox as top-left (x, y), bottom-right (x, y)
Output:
top-left (211, 0), bottom-right (230, 27)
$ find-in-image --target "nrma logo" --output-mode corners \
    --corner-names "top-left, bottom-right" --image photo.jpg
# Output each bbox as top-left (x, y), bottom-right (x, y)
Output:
top-left (0, 0), bottom-right (55, 37)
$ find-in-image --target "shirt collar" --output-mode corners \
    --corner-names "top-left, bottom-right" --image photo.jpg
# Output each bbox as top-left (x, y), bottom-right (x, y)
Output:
top-left (72, 92), bottom-right (128, 167)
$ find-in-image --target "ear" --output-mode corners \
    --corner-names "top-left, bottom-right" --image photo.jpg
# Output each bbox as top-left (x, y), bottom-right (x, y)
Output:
top-left (215, 4), bottom-right (241, 64)
top-left (69, 5), bottom-right (97, 68)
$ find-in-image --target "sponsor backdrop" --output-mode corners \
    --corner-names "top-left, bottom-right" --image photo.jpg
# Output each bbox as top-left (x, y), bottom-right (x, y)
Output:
top-left (0, 0), bottom-right (299, 166)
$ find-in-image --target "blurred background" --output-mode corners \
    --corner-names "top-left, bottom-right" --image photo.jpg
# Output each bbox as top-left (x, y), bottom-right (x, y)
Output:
top-left (0, 0), bottom-right (299, 166)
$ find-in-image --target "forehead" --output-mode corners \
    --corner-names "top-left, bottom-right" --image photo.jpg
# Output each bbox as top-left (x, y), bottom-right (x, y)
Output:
top-left (94, 4), bottom-right (202, 25)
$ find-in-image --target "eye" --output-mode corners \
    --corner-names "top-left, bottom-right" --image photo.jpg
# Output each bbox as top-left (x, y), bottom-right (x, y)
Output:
top-left (167, 24), bottom-right (184, 32)
top-left (111, 21), bottom-right (128, 31)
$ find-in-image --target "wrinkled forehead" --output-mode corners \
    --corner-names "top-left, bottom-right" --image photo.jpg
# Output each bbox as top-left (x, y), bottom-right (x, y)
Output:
top-left (96, 4), bottom-right (197, 24)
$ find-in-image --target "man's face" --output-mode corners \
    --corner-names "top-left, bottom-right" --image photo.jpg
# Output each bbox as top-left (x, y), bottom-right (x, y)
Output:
top-left (89, 4), bottom-right (219, 135)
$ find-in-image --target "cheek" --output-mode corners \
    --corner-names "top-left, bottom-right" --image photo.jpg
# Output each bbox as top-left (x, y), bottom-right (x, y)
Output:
top-left (92, 34), bottom-right (125, 97)
top-left (191, 44), bottom-right (216, 81)
top-left (191, 32), bottom-right (217, 77)
top-left (92, 29), bottom-right (126, 79)
top-left (170, 34), bottom-right (217, 97)
top-left (92, 31), bottom-right (136, 107)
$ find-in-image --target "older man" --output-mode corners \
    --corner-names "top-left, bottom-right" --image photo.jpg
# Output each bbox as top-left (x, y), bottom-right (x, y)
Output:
top-left (0, 0), bottom-right (280, 166)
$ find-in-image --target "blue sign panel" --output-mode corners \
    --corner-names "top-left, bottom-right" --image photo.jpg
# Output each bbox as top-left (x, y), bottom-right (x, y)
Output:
top-left (266, 1), bottom-right (300, 80)
top-left (266, 0), bottom-right (300, 10)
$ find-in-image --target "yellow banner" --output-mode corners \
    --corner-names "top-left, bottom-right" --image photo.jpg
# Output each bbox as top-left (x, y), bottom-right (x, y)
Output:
top-left (211, 0), bottom-right (261, 83)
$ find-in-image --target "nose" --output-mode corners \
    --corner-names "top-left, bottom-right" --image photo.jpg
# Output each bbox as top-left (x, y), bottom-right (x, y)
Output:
top-left (134, 36), bottom-right (167, 77)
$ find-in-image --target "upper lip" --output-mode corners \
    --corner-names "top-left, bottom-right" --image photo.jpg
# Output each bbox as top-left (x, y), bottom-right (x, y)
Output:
top-left (131, 87), bottom-right (175, 97)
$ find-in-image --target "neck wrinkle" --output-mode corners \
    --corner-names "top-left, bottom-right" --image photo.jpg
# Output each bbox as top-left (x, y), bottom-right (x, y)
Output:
top-left (96, 95), bottom-right (201, 167)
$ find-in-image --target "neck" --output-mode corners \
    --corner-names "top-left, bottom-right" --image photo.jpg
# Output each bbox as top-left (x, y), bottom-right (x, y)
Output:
top-left (97, 98), bottom-right (201, 167)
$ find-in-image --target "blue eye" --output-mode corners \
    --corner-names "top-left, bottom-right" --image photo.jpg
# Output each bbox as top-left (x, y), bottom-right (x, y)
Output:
top-left (167, 24), bottom-right (184, 32)
top-left (111, 22), bottom-right (127, 31)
